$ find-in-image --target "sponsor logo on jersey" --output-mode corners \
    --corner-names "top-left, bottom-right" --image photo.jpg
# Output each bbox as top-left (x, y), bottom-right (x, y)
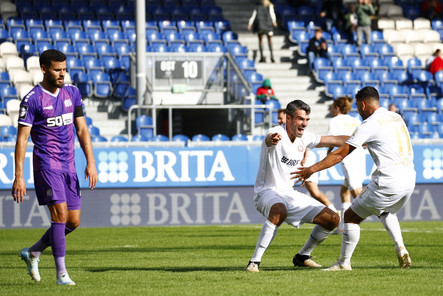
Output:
top-left (297, 145), bottom-right (304, 152)
top-left (281, 156), bottom-right (300, 166)
top-left (47, 112), bottom-right (73, 127)
top-left (19, 105), bottom-right (28, 120)
top-left (64, 99), bottom-right (72, 107)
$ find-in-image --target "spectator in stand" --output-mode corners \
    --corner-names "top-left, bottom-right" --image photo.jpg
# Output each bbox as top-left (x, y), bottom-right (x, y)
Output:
top-left (307, 29), bottom-right (330, 71)
top-left (256, 78), bottom-right (277, 104)
top-left (426, 49), bottom-right (440, 70)
top-left (320, 0), bottom-right (344, 32)
top-left (248, 0), bottom-right (278, 63)
top-left (355, 0), bottom-right (375, 47)
top-left (344, 3), bottom-right (358, 43)
top-left (422, 0), bottom-right (442, 20)
top-left (429, 49), bottom-right (443, 75)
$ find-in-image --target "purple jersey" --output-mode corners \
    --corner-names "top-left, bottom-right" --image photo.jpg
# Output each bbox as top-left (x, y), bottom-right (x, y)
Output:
top-left (18, 84), bottom-right (83, 173)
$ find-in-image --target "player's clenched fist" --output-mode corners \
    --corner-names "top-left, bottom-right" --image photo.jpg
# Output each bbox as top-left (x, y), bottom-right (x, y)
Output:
top-left (265, 132), bottom-right (281, 147)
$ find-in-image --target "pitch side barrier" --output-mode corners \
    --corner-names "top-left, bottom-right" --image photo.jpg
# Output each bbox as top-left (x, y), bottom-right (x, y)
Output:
top-left (0, 141), bottom-right (441, 227)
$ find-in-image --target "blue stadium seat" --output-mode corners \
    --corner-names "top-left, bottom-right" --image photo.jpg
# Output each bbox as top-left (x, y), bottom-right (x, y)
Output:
top-left (172, 134), bottom-right (190, 143)
top-left (89, 31), bottom-right (109, 46)
top-left (212, 134), bottom-right (230, 141)
top-left (183, 31), bottom-right (203, 45)
top-left (407, 57), bottom-right (423, 73)
top-left (199, 31), bottom-right (222, 45)
top-left (266, 99), bottom-right (281, 124)
top-left (132, 134), bottom-right (150, 142)
top-left (252, 135), bottom-right (265, 141)
top-left (374, 43), bottom-right (395, 58)
top-left (88, 125), bottom-right (100, 137)
top-left (0, 125), bottom-right (17, 139)
top-left (91, 71), bottom-right (112, 98)
top-left (136, 115), bottom-right (153, 139)
top-left (164, 32), bottom-right (185, 45)
top-left (76, 44), bottom-right (98, 59)
top-left (192, 134), bottom-right (210, 142)
top-left (73, 72), bottom-right (93, 97)
top-left (95, 44), bottom-right (117, 58)
top-left (110, 135), bottom-right (129, 142)
top-left (150, 43), bottom-right (170, 52)
top-left (232, 134), bottom-right (248, 141)
top-left (150, 134), bottom-right (169, 142)
top-left (207, 43), bottom-right (225, 52)
top-left (146, 31), bottom-right (166, 45)
top-left (83, 115), bottom-right (93, 127)
top-left (222, 31), bottom-right (238, 44)
top-left (0, 86), bottom-right (18, 100)
top-left (187, 43), bottom-right (208, 52)
top-left (370, 30), bottom-right (384, 45)
top-left (214, 20), bottom-right (231, 33)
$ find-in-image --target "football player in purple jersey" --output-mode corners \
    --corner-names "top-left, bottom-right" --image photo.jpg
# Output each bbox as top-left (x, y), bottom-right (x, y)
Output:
top-left (12, 49), bottom-right (97, 285)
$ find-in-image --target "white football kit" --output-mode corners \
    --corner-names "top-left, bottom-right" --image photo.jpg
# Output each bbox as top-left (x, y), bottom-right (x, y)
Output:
top-left (328, 114), bottom-right (365, 190)
top-left (254, 124), bottom-right (326, 228)
top-left (346, 108), bottom-right (416, 218)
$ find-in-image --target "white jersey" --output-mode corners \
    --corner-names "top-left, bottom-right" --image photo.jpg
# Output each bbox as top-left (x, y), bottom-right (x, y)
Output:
top-left (346, 107), bottom-right (416, 193)
top-left (328, 114), bottom-right (365, 168)
top-left (254, 124), bottom-right (321, 196)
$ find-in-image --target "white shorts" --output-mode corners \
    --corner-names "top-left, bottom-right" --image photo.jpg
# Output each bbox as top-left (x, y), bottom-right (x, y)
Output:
top-left (351, 183), bottom-right (413, 218)
top-left (342, 162), bottom-right (364, 191)
top-left (342, 148), bottom-right (365, 190)
top-left (254, 189), bottom-right (325, 228)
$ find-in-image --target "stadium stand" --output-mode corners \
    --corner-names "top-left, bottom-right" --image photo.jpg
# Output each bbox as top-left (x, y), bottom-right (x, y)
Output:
top-left (0, 0), bottom-right (441, 141)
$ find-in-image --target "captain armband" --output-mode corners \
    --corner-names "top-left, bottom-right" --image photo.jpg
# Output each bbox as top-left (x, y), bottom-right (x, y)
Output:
top-left (74, 106), bottom-right (84, 118)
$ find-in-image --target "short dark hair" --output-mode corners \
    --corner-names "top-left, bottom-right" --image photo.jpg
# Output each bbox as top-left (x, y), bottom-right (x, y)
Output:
top-left (355, 86), bottom-right (379, 102)
top-left (286, 100), bottom-right (311, 116)
top-left (39, 49), bottom-right (66, 67)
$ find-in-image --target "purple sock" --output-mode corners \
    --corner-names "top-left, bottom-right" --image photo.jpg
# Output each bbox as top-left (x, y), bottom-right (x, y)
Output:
top-left (50, 222), bottom-right (67, 276)
top-left (29, 226), bottom-right (76, 258)
top-left (29, 228), bottom-right (51, 258)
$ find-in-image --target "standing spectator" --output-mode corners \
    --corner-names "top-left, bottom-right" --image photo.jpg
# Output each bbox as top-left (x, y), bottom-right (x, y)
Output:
top-left (320, 0), bottom-right (344, 32)
top-left (344, 3), bottom-right (358, 42)
top-left (429, 49), bottom-right (443, 75)
top-left (248, 0), bottom-right (278, 63)
top-left (256, 78), bottom-right (277, 104)
top-left (422, 0), bottom-right (442, 20)
top-left (355, 0), bottom-right (375, 47)
top-left (307, 29), bottom-right (330, 71)
top-left (13, 49), bottom-right (97, 285)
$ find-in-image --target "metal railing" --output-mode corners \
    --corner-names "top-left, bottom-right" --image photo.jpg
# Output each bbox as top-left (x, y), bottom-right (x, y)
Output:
top-left (127, 104), bottom-right (276, 140)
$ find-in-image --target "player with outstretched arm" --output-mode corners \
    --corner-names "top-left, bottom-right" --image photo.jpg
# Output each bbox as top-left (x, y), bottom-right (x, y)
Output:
top-left (12, 49), bottom-right (97, 285)
top-left (246, 99), bottom-right (348, 272)
top-left (292, 86), bottom-right (415, 270)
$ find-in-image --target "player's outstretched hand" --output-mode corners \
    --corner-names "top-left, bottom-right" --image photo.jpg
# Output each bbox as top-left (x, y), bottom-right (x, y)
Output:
top-left (265, 132), bottom-right (281, 147)
top-left (85, 163), bottom-right (98, 189)
top-left (12, 177), bottom-right (26, 203)
top-left (291, 166), bottom-right (313, 187)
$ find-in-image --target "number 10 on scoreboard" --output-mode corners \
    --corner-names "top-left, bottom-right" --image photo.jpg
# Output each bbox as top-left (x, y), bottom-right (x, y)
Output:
top-left (155, 60), bottom-right (202, 79)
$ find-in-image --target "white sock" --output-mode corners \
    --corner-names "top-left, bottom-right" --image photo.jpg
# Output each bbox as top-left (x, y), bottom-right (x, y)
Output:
top-left (298, 225), bottom-right (330, 256)
top-left (328, 203), bottom-right (337, 212)
top-left (340, 223), bottom-right (360, 265)
top-left (341, 202), bottom-right (351, 212)
top-left (379, 213), bottom-right (405, 250)
top-left (250, 220), bottom-right (278, 262)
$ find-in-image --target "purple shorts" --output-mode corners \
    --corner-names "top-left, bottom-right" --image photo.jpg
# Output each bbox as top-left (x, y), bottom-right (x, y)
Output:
top-left (34, 170), bottom-right (81, 210)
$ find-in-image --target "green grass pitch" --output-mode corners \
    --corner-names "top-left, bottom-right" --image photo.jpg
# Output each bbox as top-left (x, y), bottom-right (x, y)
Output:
top-left (1, 221), bottom-right (442, 295)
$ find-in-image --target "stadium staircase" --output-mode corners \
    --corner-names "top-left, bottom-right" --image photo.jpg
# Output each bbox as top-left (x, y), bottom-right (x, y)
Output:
top-left (216, 0), bottom-right (330, 134)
